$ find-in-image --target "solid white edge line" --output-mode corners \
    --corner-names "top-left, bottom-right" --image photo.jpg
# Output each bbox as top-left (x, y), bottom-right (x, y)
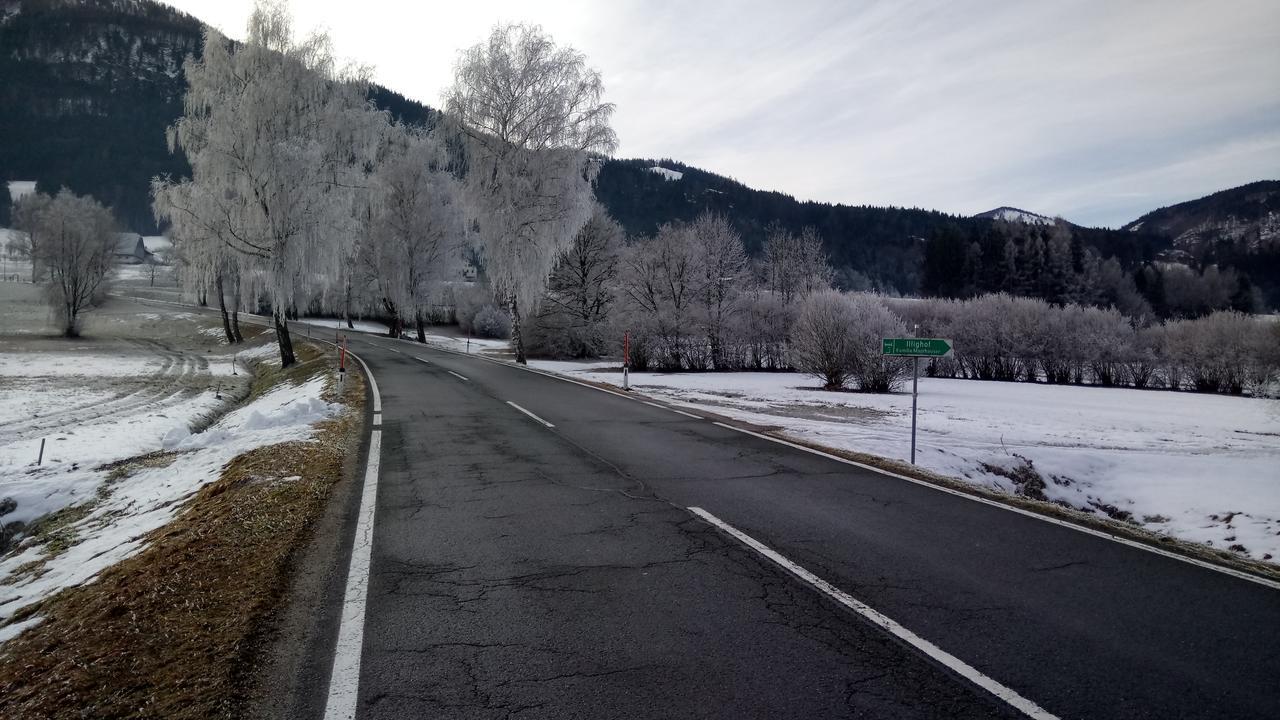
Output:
top-left (672, 409), bottom-right (704, 420)
top-left (323, 426), bottom-right (383, 719)
top-left (688, 507), bottom-right (1060, 720)
top-left (448, 370), bottom-right (469, 382)
top-left (507, 400), bottom-right (555, 428)
top-left (119, 296), bottom-right (1277, 591)
top-left (706, 422), bottom-right (1280, 591)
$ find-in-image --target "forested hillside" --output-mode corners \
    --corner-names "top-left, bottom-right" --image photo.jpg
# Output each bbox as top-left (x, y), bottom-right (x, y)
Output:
top-left (0, 0), bottom-right (435, 232)
top-left (0, 0), bottom-right (1275, 311)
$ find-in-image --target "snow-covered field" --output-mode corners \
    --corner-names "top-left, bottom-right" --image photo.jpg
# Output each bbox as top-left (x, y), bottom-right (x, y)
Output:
top-left (532, 361), bottom-right (1280, 563)
top-left (0, 372), bottom-right (338, 639)
top-left (0, 285), bottom-right (343, 640)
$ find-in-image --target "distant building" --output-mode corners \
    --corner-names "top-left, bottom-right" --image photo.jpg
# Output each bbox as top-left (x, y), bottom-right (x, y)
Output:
top-left (114, 233), bottom-right (156, 265)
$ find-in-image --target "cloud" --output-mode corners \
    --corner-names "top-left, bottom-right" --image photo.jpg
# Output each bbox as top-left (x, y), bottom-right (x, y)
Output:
top-left (162, 0), bottom-right (1280, 227)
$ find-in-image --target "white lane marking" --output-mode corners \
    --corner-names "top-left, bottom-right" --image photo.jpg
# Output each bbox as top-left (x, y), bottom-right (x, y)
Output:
top-left (324, 428), bottom-right (383, 720)
top-left (707, 422), bottom-right (1280, 592)
top-left (416, 357), bottom-right (430, 364)
top-left (372, 413), bottom-right (381, 427)
top-left (643, 401), bottom-right (664, 408)
top-left (672, 409), bottom-right (703, 420)
top-left (448, 370), bottom-right (469, 382)
top-left (127, 297), bottom-right (1274, 591)
top-left (507, 401), bottom-right (555, 428)
top-left (688, 507), bottom-right (1060, 720)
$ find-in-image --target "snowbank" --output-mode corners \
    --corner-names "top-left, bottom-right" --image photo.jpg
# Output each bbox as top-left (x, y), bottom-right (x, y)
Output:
top-left (532, 362), bottom-right (1280, 562)
top-left (0, 374), bottom-right (339, 633)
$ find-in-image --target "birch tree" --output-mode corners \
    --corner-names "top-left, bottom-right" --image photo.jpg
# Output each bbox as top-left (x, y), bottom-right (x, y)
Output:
top-left (446, 23), bottom-right (617, 363)
top-left (370, 125), bottom-right (466, 342)
top-left (11, 192), bottom-right (52, 283)
top-left (28, 190), bottom-right (118, 337)
top-left (154, 0), bottom-right (384, 367)
top-left (764, 224), bottom-right (833, 305)
top-left (691, 213), bottom-right (747, 369)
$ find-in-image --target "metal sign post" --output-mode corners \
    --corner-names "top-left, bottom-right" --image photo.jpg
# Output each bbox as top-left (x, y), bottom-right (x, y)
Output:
top-left (882, 333), bottom-right (954, 465)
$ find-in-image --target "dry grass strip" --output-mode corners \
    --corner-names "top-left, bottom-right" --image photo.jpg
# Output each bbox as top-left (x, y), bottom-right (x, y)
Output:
top-left (0, 348), bottom-right (364, 719)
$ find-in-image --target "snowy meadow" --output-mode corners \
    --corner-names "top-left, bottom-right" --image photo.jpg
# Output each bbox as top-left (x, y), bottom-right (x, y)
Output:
top-left (533, 361), bottom-right (1280, 563)
top-left (0, 288), bottom-right (343, 640)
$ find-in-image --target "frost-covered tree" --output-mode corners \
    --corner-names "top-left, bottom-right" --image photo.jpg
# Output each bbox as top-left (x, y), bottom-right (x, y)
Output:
top-left (154, 0), bottom-right (384, 366)
top-left (11, 191), bottom-right (52, 283)
top-left (619, 222), bottom-right (699, 370)
top-left (446, 23), bottom-right (617, 364)
top-left (790, 290), bottom-right (860, 390)
top-left (25, 190), bottom-right (117, 337)
top-left (151, 179), bottom-right (248, 344)
top-left (368, 125), bottom-right (465, 342)
top-left (764, 224), bottom-right (833, 305)
top-left (691, 213), bottom-right (747, 369)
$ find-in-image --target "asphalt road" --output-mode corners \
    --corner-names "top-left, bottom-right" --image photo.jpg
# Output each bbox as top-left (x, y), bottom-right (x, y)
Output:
top-left (306, 330), bottom-right (1279, 719)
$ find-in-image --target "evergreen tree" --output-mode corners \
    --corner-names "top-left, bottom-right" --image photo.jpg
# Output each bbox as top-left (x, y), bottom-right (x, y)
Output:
top-left (0, 175), bottom-right (9, 228)
top-left (922, 226), bottom-right (968, 297)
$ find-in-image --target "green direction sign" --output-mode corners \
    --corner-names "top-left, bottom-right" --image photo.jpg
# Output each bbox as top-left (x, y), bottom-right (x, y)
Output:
top-left (882, 337), bottom-right (954, 358)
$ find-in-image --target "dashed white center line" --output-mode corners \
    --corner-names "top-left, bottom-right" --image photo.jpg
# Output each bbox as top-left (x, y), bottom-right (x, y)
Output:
top-left (687, 507), bottom-right (1059, 720)
top-left (448, 370), bottom-right (469, 382)
top-left (507, 401), bottom-right (555, 428)
top-left (672, 409), bottom-right (703, 420)
top-left (416, 357), bottom-right (431, 364)
top-left (642, 401), bottom-right (664, 409)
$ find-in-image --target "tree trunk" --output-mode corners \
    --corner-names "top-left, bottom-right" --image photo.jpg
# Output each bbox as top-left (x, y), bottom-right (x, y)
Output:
top-left (215, 274), bottom-right (234, 344)
top-left (63, 304), bottom-right (78, 338)
top-left (231, 275), bottom-right (244, 343)
top-left (416, 311), bottom-right (426, 343)
top-left (343, 278), bottom-right (354, 329)
top-left (382, 299), bottom-right (399, 337)
top-left (509, 293), bottom-right (527, 365)
top-left (198, 288), bottom-right (207, 307)
top-left (274, 310), bottom-right (296, 368)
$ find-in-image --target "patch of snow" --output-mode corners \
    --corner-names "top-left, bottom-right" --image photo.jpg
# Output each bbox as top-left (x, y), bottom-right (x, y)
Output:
top-left (977, 207), bottom-right (1055, 225)
top-left (0, 617), bottom-right (42, 644)
top-left (142, 236), bottom-right (172, 253)
top-left (529, 362), bottom-right (1280, 563)
top-left (646, 166), bottom-right (684, 182)
top-left (0, 373), bottom-right (340, 637)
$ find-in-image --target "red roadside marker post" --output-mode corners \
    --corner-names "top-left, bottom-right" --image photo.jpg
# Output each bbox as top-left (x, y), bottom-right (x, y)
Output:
top-left (338, 335), bottom-right (348, 384)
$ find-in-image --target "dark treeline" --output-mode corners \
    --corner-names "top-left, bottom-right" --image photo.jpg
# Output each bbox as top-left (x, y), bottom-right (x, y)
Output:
top-left (0, 0), bottom-right (442, 234)
top-left (921, 219), bottom-right (1268, 319)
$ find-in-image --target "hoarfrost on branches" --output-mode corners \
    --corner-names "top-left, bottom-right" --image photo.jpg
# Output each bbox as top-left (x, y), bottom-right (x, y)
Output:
top-left (446, 22), bottom-right (618, 363)
top-left (153, 0), bottom-right (385, 367)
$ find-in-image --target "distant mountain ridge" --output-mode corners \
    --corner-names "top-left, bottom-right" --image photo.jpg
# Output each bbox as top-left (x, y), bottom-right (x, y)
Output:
top-left (1121, 181), bottom-right (1280, 253)
top-left (1, 0), bottom-right (1276, 306)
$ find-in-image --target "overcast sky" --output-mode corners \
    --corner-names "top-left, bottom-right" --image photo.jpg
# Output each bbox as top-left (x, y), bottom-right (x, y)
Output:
top-left (161, 0), bottom-right (1279, 228)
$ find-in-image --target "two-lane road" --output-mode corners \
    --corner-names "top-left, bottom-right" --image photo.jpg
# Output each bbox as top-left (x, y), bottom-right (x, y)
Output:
top-left (305, 330), bottom-right (1279, 719)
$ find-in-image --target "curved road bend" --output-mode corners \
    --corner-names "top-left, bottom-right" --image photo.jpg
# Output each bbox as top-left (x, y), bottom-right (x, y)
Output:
top-left (306, 330), bottom-right (1279, 720)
